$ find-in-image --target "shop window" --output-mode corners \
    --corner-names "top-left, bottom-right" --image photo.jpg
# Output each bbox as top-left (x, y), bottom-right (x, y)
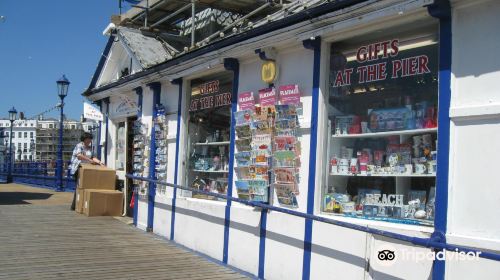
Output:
top-left (323, 24), bottom-right (439, 226)
top-left (115, 122), bottom-right (126, 171)
top-left (186, 72), bottom-right (233, 199)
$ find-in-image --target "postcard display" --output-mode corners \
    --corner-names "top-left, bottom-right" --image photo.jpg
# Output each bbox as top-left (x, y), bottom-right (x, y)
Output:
top-left (324, 33), bottom-right (439, 226)
top-left (154, 105), bottom-right (168, 194)
top-left (132, 119), bottom-right (149, 197)
top-left (234, 85), bottom-right (301, 207)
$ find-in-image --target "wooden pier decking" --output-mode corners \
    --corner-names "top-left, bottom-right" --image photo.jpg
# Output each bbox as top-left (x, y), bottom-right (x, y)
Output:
top-left (0, 184), bottom-right (248, 280)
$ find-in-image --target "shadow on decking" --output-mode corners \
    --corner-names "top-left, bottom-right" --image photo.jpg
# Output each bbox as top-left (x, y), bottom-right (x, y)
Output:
top-left (0, 192), bottom-right (53, 205)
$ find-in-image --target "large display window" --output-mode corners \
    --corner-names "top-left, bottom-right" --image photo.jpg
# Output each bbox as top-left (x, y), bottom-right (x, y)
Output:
top-left (323, 24), bottom-right (439, 226)
top-left (186, 72), bottom-right (233, 199)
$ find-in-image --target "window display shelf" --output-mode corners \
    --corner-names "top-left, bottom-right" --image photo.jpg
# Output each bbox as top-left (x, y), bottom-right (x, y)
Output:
top-left (318, 212), bottom-right (434, 232)
top-left (194, 141), bottom-right (230, 146)
top-left (329, 173), bottom-right (436, 177)
top-left (192, 169), bottom-right (229, 173)
top-left (332, 128), bottom-right (437, 139)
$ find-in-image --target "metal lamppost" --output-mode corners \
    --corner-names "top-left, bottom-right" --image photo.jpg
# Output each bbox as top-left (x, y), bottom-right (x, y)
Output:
top-left (7, 107), bottom-right (17, 183)
top-left (56, 75), bottom-right (70, 191)
top-left (30, 138), bottom-right (35, 161)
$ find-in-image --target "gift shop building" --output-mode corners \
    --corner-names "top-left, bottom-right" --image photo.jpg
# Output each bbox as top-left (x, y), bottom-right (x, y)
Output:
top-left (83, 0), bottom-right (500, 279)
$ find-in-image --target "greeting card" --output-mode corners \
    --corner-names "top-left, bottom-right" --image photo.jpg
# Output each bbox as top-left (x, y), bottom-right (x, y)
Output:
top-left (235, 124), bottom-right (252, 138)
top-left (275, 104), bottom-right (298, 120)
top-left (274, 151), bottom-right (296, 167)
top-left (236, 138), bottom-right (252, 152)
top-left (252, 150), bottom-right (270, 166)
top-left (274, 136), bottom-right (296, 152)
top-left (252, 134), bottom-right (272, 152)
top-left (274, 167), bottom-right (296, 183)
top-left (248, 179), bottom-right (269, 202)
top-left (235, 151), bottom-right (252, 167)
top-left (235, 166), bottom-right (252, 180)
top-left (250, 165), bottom-right (269, 180)
top-left (235, 110), bottom-right (253, 126)
top-left (235, 180), bottom-right (250, 200)
top-left (274, 183), bottom-right (299, 207)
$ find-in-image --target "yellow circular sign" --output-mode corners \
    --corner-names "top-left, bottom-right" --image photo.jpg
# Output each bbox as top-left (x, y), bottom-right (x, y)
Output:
top-left (261, 60), bottom-right (277, 84)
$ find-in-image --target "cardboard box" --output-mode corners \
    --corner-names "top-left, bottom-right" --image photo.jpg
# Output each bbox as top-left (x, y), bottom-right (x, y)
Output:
top-left (75, 188), bottom-right (85, 214)
top-left (78, 164), bottom-right (116, 190)
top-left (83, 189), bottom-right (123, 217)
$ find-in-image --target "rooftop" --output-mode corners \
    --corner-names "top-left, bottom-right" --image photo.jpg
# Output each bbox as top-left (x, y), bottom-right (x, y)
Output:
top-left (85, 0), bottom-right (333, 93)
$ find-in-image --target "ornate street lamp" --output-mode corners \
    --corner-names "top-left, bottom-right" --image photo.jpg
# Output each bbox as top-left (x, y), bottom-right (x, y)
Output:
top-left (56, 75), bottom-right (70, 191)
top-left (30, 138), bottom-right (35, 161)
top-left (7, 107), bottom-right (17, 183)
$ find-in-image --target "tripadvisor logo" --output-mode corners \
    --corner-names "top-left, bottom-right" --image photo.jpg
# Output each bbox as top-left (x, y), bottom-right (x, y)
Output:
top-left (374, 245), bottom-right (482, 267)
top-left (374, 245), bottom-right (397, 267)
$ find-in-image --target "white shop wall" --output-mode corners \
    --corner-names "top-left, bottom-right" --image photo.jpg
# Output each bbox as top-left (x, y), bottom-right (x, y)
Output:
top-left (153, 81), bottom-right (179, 238)
top-left (226, 46), bottom-right (314, 279)
top-left (447, 0), bottom-right (500, 278)
top-left (171, 73), bottom-right (226, 261)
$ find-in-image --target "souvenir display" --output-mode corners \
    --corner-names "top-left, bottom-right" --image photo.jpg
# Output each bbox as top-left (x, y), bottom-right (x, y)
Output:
top-left (325, 33), bottom-right (439, 226)
top-left (187, 74), bottom-right (232, 200)
top-left (329, 133), bottom-right (436, 177)
top-left (132, 119), bottom-right (149, 193)
top-left (154, 105), bottom-right (168, 181)
top-left (234, 86), bottom-right (302, 206)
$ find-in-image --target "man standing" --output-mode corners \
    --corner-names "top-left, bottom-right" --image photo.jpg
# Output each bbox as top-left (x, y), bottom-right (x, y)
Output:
top-left (69, 132), bottom-right (103, 210)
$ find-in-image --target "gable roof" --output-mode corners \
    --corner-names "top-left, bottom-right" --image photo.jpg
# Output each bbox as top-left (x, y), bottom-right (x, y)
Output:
top-left (117, 27), bottom-right (176, 68)
top-left (87, 26), bottom-right (177, 91)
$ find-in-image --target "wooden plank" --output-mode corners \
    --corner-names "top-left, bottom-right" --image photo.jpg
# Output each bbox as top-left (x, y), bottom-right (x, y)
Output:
top-left (0, 184), bottom-right (248, 280)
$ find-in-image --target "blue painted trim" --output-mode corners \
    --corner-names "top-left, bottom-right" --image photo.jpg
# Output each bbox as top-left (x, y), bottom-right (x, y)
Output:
top-left (427, 1), bottom-right (451, 279)
top-left (258, 210), bottom-right (268, 279)
top-left (302, 36), bottom-right (322, 280)
top-left (133, 86), bottom-right (143, 227)
top-left (127, 174), bottom-right (500, 262)
top-left (88, 33), bottom-right (115, 91)
top-left (84, 0), bottom-right (367, 97)
top-left (104, 97), bottom-right (110, 165)
top-left (147, 82), bottom-right (162, 231)
top-left (96, 100), bottom-right (103, 160)
top-left (170, 78), bottom-right (183, 241)
top-left (222, 58), bottom-right (239, 264)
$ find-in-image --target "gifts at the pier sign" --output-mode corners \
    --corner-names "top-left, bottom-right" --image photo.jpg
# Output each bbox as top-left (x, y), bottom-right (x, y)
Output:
top-left (332, 39), bottom-right (432, 87)
top-left (189, 80), bottom-right (231, 111)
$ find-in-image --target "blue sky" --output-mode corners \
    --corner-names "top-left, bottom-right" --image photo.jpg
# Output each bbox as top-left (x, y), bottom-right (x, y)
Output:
top-left (0, 0), bottom-right (132, 120)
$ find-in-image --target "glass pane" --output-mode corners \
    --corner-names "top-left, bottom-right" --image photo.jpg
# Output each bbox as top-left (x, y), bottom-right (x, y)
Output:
top-left (186, 72), bottom-right (233, 200)
top-left (323, 24), bottom-right (439, 226)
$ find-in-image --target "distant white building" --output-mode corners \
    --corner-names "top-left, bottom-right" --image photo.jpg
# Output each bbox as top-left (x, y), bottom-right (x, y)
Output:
top-left (0, 115), bottom-right (97, 163)
top-left (0, 118), bottom-right (37, 161)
